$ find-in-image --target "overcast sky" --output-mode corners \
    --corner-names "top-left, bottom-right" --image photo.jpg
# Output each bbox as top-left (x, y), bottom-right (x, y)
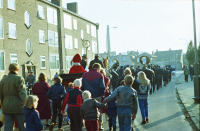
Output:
top-left (63, 0), bottom-right (200, 54)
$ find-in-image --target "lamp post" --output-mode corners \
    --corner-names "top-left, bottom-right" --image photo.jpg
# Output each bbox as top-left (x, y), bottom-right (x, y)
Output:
top-left (192, 0), bottom-right (200, 103)
top-left (106, 25), bottom-right (118, 58)
top-left (82, 39), bottom-right (90, 66)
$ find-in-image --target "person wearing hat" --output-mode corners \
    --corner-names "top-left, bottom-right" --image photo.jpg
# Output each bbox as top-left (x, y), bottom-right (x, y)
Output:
top-left (89, 54), bottom-right (104, 69)
top-left (80, 54), bottom-right (87, 69)
top-left (69, 54), bottom-right (87, 74)
top-left (25, 70), bottom-right (36, 88)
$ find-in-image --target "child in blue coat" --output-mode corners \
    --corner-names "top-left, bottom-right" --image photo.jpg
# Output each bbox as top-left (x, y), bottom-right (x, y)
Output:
top-left (23, 95), bottom-right (43, 131)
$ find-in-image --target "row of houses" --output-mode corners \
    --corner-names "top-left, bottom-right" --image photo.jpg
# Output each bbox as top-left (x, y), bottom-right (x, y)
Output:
top-left (0, 0), bottom-right (100, 80)
top-left (99, 48), bottom-right (184, 70)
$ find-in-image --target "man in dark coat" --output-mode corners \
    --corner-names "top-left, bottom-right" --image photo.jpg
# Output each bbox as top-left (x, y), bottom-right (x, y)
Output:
top-left (144, 65), bottom-right (155, 94)
top-left (189, 65), bottom-right (194, 81)
top-left (111, 65), bottom-right (119, 91)
top-left (80, 54), bottom-right (87, 69)
top-left (118, 66), bottom-right (124, 78)
top-left (89, 54), bottom-right (104, 69)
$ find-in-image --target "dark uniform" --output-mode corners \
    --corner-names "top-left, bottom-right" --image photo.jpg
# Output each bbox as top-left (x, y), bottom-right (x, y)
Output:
top-left (144, 66), bottom-right (155, 94)
top-left (80, 59), bottom-right (86, 69)
top-left (89, 58), bottom-right (103, 69)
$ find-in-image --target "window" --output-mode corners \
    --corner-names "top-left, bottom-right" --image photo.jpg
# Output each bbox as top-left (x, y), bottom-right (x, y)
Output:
top-left (37, 5), bottom-right (45, 19)
top-left (47, 7), bottom-right (57, 25)
top-left (92, 42), bottom-right (97, 53)
top-left (24, 11), bottom-right (31, 28)
top-left (0, 0), bottom-right (3, 8)
top-left (137, 58), bottom-right (139, 62)
top-left (66, 56), bottom-right (73, 70)
top-left (48, 30), bottom-right (58, 46)
top-left (0, 18), bottom-right (3, 39)
top-left (49, 55), bottom-right (59, 70)
top-left (123, 57), bottom-right (126, 62)
top-left (91, 25), bottom-right (96, 37)
top-left (8, 22), bottom-right (16, 39)
top-left (39, 30), bottom-right (45, 43)
top-left (10, 54), bottom-right (17, 64)
top-left (8, 0), bottom-right (15, 10)
top-left (86, 24), bottom-right (90, 34)
top-left (0, 51), bottom-right (5, 70)
top-left (40, 56), bottom-right (46, 69)
top-left (74, 38), bottom-right (78, 49)
top-left (81, 29), bottom-right (84, 40)
top-left (73, 19), bottom-right (77, 30)
top-left (64, 14), bottom-right (72, 29)
top-left (26, 38), bottom-right (32, 56)
top-left (65, 35), bottom-right (73, 49)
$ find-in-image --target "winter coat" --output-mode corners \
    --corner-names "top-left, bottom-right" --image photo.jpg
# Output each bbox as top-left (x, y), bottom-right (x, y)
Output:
top-left (89, 59), bottom-right (104, 69)
top-left (80, 98), bottom-right (107, 120)
top-left (23, 107), bottom-right (43, 131)
top-left (0, 72), bottom-right (26, 114)
top-left (81, 69), bottom-right (105, 98)
top-left (189, 67), bottom-right (194, 75)
top-left (106, 97), bottom-right (117, 117)
top-left (33, 81), bottom-right (51, 119)
top-left (46, 83), bottom-right (66, 100)
top-left (25, 75), bottom-right (36, 86)
top-left (184, 67), bottom-right (190, 75)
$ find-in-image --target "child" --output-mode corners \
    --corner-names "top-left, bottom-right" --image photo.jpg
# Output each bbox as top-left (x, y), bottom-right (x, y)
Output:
top-left (65, 82), bottom-right (74, 125)
top-left (103, 75), bottom-right (138, 131)
top-left (23, 95), bottom-right (43, 131)
top-left (80, 90), bottom-right (107, 131)
top-left (137, 71), bottom-right (151, 124)
top-left (46, 76), bottom-right (66, 131)
top-left (106, 91), bottom-right (117, 131)
top-left (61, 79), bottom-right (83, 131)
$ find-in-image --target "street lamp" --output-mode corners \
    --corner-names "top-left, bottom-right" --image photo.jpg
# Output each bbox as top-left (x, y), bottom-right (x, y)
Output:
top-left (106, 25), bottom-right (118, 58)
top-left (192, 0), bottom-right (200, 103)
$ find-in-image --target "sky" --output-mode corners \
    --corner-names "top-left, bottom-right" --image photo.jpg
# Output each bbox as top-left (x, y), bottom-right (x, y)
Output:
top-left (63, 0), bottom-right (200, 54)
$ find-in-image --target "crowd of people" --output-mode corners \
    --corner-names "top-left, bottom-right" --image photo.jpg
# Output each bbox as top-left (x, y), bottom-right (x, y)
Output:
top-left (0, 53), bottom-right (182, 131)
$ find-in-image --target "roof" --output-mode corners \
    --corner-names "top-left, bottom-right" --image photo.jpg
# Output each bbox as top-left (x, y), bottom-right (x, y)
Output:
top-left (154, 49), bottom-right (182, 61)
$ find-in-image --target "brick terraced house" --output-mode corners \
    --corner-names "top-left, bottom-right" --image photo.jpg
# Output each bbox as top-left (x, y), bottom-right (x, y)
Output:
top-left (0, 0), bottom-right (99, 80)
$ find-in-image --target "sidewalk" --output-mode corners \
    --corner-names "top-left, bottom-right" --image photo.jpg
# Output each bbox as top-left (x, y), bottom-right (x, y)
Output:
top-left (176, 74), bottom-right (200, 130)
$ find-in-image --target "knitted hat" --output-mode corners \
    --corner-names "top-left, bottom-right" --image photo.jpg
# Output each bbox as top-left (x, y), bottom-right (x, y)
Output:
top-left (73, 54), bottom-right (81, 63)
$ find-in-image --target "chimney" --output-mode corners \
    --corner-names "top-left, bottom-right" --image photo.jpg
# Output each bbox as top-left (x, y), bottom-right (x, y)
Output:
top-left (67, 2), bottom-right (78, 14)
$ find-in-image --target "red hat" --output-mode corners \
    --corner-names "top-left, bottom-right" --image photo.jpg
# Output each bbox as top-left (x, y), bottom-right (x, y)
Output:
top-left (73, 54), bottom-right (81, 63)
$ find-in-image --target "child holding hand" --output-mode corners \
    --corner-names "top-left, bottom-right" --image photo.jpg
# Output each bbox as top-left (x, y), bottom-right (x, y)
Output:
top-left (23, 95), bottom-right (43, 131)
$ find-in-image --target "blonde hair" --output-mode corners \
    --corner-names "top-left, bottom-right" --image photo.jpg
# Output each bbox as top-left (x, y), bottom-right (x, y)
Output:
top-left (124, 68), bottom-right (132, 76)
top-left (25, 95), bottom-right (39, 109)
top-left (100, 68), bottom-right (106, 76)
top-left (53, 76), bottom-right (62, 83)
top-left (82, 90), bottom-right (91, 100)
top-left (124, 75), bottom-right (134, 85)
top-left (38, 73), bottom-right (47, 82)
top-left (137, 71), bottom-right (150, 87)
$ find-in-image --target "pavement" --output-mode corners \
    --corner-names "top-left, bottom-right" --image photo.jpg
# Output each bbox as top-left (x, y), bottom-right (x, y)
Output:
top-left (176, 73), bottom-right (200, 130)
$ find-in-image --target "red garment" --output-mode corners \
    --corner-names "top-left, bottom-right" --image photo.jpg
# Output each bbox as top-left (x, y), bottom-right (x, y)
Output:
top-left (101, 75), bottom-right (110, 113)
top-left (69, 53), bottom-right (87, 74)
top-left (14, 119), bottom-right (18, 127)
top-left (33, 81), bottom-right (51, 119)
top-left (85, 120), bottom-right (99, 131)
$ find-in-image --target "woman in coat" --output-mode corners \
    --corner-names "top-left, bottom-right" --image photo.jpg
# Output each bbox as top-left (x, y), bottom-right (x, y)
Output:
top-left (184, 66), bottom-right (190, 82)
top-left (33, 73), bottom-right (51, 127)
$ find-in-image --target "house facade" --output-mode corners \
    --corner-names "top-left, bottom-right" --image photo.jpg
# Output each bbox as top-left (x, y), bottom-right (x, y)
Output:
top-left (0, 0), bottom-right (99, 80)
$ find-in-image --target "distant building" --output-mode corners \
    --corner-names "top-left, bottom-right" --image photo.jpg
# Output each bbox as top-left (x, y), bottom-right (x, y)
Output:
top-left (0, 0), bottom-right (99, 80)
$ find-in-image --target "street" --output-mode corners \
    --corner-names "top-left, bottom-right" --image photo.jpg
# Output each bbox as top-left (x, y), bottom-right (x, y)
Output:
top-left (40, 71), bottom-right (193, 131)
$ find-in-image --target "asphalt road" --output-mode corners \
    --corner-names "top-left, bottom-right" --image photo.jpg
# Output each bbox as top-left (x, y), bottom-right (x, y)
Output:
top-left (0, 71), bottom-right (193, 131)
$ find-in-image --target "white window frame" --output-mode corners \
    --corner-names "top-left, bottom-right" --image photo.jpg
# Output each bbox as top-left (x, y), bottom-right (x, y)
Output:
top-left (26, 38), bottom-right (32, 56)
top-left (73, 19), bottom-right (77, 30)
top-left (40, 56), bottom-right (46, 69)
top-left (66, 56), bottom-right (73, 70)
top-left (10, 54), bottom-right (18, 64)
top-left (37, 5), bottom-right (45, 19)
top-left (86, 24), bottom-right (90, 34)
top-left (47, 7), bottom-right (57, 25)
top-left (92, 42), bottom-right (97, 53)
top-left (81, 29), bottom-right (84, 40)
top-left (0, 51), bottom-right (5, 71)
top-left (48, 30), bottom-right (58, 47)
top-left (24, 11), bottom-right (31, 28)
top-left (0, 0), bottom-right (3, 8)
top-left (123, 57), bottom-right (126, 62)
top-left (39, 30), bottom-right (45, 43)
top-left (8, 0), bottom-right (15, 10)
top-left (91, 25), bottom-right (96, 37)
top-left (65, 35), bottom-right (73, 49)
top-left (49, 55), bottom-right (59, 70)
top-left (63, 14), bottom-right (72, 30)
top-left (74, 38), bottom-right (78, 49)
top-left (0, 18), bottom-right (3, 39)
top-left (8, 22), bottom-right (16, 39)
